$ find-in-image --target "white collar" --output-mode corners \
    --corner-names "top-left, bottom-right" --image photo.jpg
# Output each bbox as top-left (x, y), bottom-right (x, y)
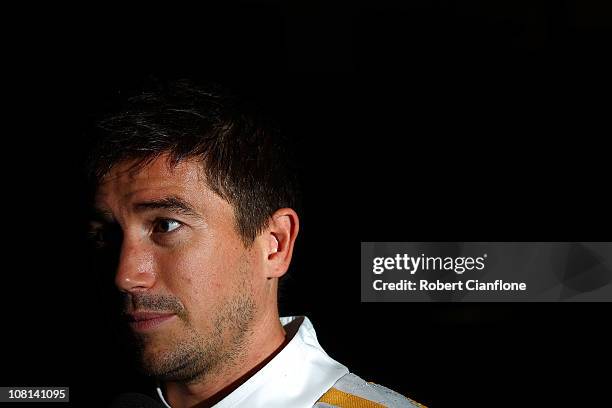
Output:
top-left (157, 316), bottom-right (348, 408)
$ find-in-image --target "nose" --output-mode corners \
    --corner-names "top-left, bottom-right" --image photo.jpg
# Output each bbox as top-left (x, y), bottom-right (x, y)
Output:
top-left (114, 237), bottom-right (157, 293)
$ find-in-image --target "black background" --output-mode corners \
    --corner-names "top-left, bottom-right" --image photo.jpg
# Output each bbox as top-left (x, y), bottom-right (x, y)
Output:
top-left (3, 1), bottom-right (611, 407)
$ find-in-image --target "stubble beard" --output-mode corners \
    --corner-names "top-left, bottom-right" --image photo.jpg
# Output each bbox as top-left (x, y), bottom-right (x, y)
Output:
top-left (132, 263), bottom-right (257, 384)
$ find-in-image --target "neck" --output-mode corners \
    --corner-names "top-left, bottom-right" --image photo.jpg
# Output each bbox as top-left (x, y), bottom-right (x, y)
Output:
top-left (162, 309), bottom-right (287, 408)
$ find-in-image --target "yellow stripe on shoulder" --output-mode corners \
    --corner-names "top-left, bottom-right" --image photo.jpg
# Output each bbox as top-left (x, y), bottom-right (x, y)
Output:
top-left (366, 382), bottom-right (427, 408)
top-left (317, 387), bottom-right (386, 408)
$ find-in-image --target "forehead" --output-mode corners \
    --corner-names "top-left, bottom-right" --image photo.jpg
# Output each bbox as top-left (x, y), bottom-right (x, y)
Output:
top-left (95, 154), bottom-right (214, 209)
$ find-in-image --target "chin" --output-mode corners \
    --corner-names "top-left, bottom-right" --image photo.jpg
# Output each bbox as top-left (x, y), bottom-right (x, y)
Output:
top-left (135, 338), bottom-right (173, 370)
top-left (139, 350), bottom-right (175, 378)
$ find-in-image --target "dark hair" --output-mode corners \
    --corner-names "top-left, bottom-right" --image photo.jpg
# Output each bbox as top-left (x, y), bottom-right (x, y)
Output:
top-left (88, 79), bottom-right (299, 246)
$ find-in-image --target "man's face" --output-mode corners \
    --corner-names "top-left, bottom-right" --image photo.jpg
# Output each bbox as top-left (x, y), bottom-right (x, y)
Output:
top-left (92, 154), bottom-right (260, 382)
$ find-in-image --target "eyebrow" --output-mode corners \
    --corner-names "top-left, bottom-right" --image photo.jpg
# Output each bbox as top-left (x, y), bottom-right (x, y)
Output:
top-left (90, 207), bottom-right (115, 223)
top-left (133, 196), bottom-right (201, 219)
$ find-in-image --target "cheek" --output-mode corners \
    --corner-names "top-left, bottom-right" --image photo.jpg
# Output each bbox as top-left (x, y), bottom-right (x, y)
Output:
top-left (159, 240), bottom-right (243, 308)
top-left (161, 246), bottom-right (213, 299)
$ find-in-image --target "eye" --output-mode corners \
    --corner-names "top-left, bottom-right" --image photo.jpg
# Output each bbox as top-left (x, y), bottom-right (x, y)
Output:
top-left (87, 222), bottom-right (122, 250)
top-left (88, 228), bottom-right (107, 249)
top-left (153, 219), bottom-right (183, 233)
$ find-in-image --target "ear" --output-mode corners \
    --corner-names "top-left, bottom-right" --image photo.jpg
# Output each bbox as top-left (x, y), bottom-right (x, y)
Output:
top-left (261, 208), bottom-right (299, 279)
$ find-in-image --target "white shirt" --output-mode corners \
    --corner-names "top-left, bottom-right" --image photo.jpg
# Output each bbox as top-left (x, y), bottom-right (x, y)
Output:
top-left (157, 316), bottom-right (350, 408)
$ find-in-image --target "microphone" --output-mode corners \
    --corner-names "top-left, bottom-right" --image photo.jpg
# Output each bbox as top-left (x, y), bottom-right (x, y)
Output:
top-left (109, 392), bottom-right (165, 408)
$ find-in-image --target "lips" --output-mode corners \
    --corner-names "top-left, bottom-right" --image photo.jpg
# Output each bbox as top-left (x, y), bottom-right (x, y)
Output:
top-left (126, 311), bottom-right (176, 331)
